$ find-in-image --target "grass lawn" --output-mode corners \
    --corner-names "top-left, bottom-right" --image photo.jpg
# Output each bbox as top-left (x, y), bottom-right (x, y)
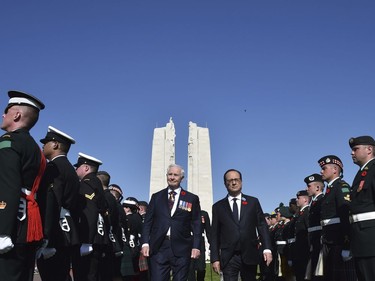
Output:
top-left (203, 263), bottom-right (261, 281)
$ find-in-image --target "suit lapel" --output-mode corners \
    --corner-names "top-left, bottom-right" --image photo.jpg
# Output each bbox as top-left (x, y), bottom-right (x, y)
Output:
top-left (172, 188), bottom-right (188, 217)
top-left (239, 195), bottom-right (248, 223)
top-left (162, 188), bottom-right (171, 216)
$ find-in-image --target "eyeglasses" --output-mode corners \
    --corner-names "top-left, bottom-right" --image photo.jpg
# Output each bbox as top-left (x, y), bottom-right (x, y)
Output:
top-left (225, 178), bottom-right (241, 183)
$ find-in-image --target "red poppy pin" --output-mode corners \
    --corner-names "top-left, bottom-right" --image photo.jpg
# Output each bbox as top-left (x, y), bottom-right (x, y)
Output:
top-left (241, 197), bottom-right (247, 205)
top-left (181, 191), bottom-right (186, 196)
top-left (362, 171), bottom-right (367, 177)
top-left (326, 188), bottom-right (331, 194)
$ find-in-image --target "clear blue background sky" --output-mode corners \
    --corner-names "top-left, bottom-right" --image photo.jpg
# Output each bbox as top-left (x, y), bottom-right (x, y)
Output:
top-left (1, 1), bottom-right (374, 214)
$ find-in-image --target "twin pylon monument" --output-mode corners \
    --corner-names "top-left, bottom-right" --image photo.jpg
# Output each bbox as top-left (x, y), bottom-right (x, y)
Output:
top-left (149, 118), bottom-right (213, 218)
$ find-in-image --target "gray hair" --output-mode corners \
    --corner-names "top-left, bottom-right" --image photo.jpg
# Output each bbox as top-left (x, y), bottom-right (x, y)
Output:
top-left (167, 164), bottom-right (185, 178)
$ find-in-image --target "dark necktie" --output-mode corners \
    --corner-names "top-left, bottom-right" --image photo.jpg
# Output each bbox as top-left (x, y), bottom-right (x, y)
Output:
top-left (169, 191), bottom-right (176, 210)
top-left (232, 198), bottom-right (239, 222)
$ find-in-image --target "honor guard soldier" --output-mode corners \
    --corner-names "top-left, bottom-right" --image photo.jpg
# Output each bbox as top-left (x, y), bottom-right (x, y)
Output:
top-left (37, 126), bottom-right (80, 281)
top-left (188, 210), bottom-right (211, 281)
top-left (121, 197), bottom-right (143, 281)
top-left (0, 91), bottom-right (46, 281)
top-left (286, 198), bottom-right (298, 272)
top-left (72, 153), bottom-right (107, 281)
top-left (108, 183), bottom-right (127, 279)
top-left (318, 155), bottom-right (352, 281)
top-left (293, 190), bottom-right (310, 281)
top-left (304, 173), bottom-right (324, 281)
top-left (349, 136), bottom-right (375, 281)
top-left (97, 171), bottom-right (121, 281)
top-left (272, 203), bottom-right (292, 280)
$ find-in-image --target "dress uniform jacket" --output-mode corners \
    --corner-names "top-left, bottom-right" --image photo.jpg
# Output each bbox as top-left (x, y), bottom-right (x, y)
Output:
top-left (293, 206), bottom-right (310, 281)
top-left (77, 172), bottom-right (107, 245)
top-left (308, 193), bottom-right (324, 277)
top-left (350, 158), bottom-right (375, 257)
top-left (0, 129), bottom-right (43, 243)
top-left (294, 206), bottom-right (309, 259)
top-left (120, 212), bottom-right (143, 276)
top-left (320, 178), bottom-right (351, 281)
top-left (38, 155), bottom-right (80, 247)
top-left (321, 179), bottom-right (351, 246)
top-left (103, 189), bottom-right (121, 253)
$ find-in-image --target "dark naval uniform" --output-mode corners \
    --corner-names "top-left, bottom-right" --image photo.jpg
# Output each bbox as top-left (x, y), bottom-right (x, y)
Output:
top-left (0, 91), bottom-right (45, 281)
top-left (37, 154), bottom-right (80, 281)
top-left (349, 136), bottom-right (375, 281)
top-left (0, 129), bottom-right (45, 281)
top-left (320, 177), bottom-right (351, 281)
top-left (100, 188), bottom-right (121, 281)
top-left (120, 199), bottom-right (143, 280)
top-left (73, 171), bottom-right (108, 281)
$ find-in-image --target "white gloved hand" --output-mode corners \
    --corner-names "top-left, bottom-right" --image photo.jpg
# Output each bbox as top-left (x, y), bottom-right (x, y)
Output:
top-left (36, 239), bottom-right (49, 259)
top-left (41, 247), bottom-right (57, 259)
top-left (341, 250), bottom-right (352, 261)
top-left (80, 243), bottom-right (93, 256)
top-left (0, 236), bottom-right (14, 254)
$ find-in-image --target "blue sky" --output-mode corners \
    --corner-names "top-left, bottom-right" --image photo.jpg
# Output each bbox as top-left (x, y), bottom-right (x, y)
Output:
top-left (1, 1), bottom-right (374, 214)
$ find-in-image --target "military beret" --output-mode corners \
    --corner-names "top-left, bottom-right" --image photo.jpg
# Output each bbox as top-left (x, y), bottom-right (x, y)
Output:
top-left (318, 155), bottom-right (343, 170)
top-left (40, 126), bottom-right (75, 145)
top-left (6, 90), bottom-right (45, 111)
top-left (279, 206), bottom-right (293, 218)
top-left (349, 136), bottom-right (375, 148)
top-left (264, 212), bottom-right (270, 218)
top-left (289, 198), bottom-right (297, 205)
top-left (304, 173), bottom-right (323, 184)
top-left (296, 190), bottom-right (309, 197)
top-left (74, 152), bottom-right (102, 168)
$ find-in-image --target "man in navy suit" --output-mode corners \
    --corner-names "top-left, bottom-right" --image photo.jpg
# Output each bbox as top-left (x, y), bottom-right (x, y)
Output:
top-left (210, 169), bottom-right (272, 281)
top-left (141, 164), bottom-right (201, 281)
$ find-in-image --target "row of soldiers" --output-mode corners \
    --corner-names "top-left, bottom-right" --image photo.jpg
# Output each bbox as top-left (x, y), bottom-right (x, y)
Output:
top-left (36, 129), bottom-right (152, 281)
top-left (260, 144), bottom-right (375, 281)
top-left (0, 91), bottom-right (153, 281)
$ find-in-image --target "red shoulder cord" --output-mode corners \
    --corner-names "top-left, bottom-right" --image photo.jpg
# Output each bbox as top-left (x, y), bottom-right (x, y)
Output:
top-left (25, 149), bottom-right (46, 242)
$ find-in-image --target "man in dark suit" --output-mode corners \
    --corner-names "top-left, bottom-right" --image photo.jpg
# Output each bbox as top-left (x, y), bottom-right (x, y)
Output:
top-left (210, 169), bottom-right (272, 281)
top-left (349, 136), bottom-right (375, 281)
top-left (141, 164), bottom-right (201, 281)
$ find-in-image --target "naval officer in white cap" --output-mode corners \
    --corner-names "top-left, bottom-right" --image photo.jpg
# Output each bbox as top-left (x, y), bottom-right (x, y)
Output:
top-left (0, 90), bottom-right (45, 281)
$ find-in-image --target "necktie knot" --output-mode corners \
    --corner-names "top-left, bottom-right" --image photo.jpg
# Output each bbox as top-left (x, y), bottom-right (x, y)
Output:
top-left (169, 191), bottom-right (176, 209)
